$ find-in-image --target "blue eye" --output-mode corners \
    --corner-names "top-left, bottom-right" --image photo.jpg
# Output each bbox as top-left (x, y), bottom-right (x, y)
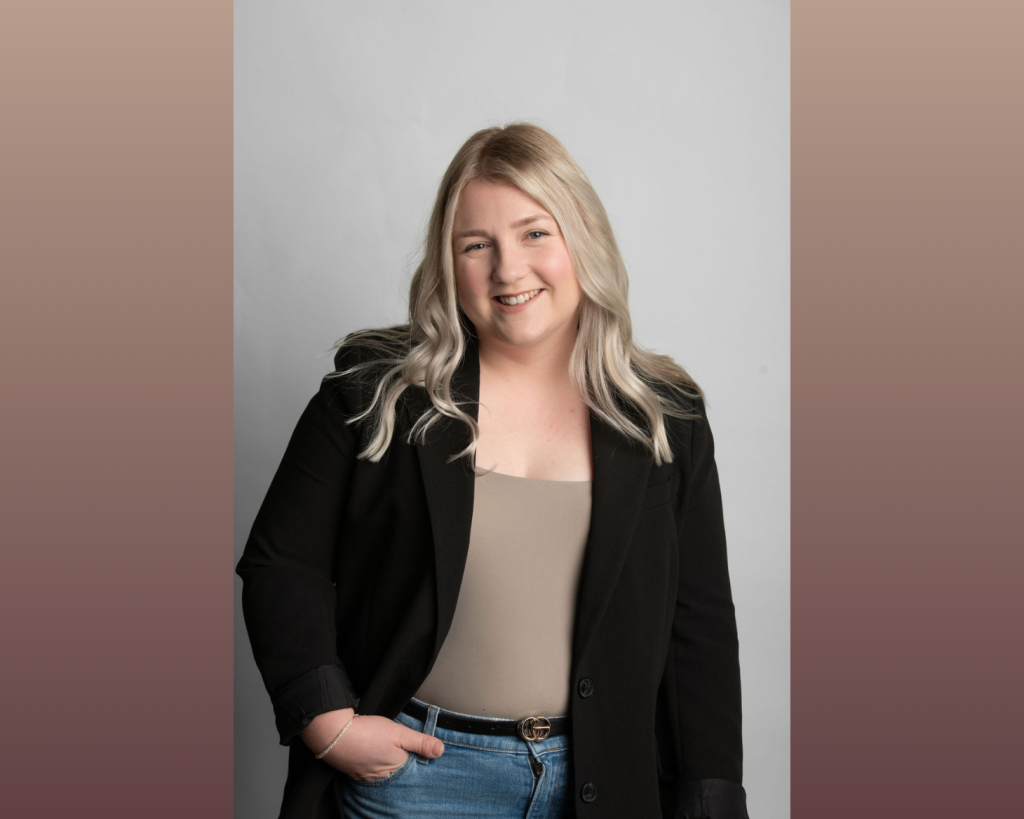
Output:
top-left (463, 242), bottom-right (487, 253)
top-left (527, 231), bottom-right (547, 239)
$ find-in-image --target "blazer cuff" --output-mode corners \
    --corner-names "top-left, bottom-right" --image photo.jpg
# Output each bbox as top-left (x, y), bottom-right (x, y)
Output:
top-left (270, 664), bottom-right (359, 746)
top-left (673, 778), bottom-right (749, 819)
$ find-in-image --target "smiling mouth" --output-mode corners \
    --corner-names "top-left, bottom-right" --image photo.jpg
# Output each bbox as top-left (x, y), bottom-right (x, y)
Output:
top-left (494, 289), bottom-right (542, 306)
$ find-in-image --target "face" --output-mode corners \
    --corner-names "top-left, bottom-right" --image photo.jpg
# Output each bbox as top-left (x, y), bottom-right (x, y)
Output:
top-left (452, 178), bottom-right (583, 354)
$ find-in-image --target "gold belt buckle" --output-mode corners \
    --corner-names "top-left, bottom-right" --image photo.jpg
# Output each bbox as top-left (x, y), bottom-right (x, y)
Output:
top-left (517, 716), bottom-right (552, 742)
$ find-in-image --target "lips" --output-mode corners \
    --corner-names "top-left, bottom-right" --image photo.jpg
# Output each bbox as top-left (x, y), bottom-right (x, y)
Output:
top-left (494, 289), bottom-right (541, 306)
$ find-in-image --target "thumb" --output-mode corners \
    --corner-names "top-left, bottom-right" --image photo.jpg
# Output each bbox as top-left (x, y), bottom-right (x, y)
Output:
top-left (397, 725), bottom-right (445, 758)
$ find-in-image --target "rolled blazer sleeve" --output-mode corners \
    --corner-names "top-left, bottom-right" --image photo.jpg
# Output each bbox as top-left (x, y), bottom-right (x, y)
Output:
top-left (665, 399), bottom-right (749, 818)
top-left (235, 346), bottom-right (364, 745)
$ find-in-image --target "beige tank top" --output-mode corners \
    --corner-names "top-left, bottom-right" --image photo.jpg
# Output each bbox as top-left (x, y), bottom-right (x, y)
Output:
top-left (414, 470), bottom-right (592, 718)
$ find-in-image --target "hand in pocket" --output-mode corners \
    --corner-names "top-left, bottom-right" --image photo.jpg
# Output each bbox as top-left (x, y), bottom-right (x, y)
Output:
top-left (310, 712), bottom-right (445, 782)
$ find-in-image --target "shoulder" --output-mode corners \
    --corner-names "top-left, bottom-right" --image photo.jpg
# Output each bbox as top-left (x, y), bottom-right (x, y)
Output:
top-left (319, 325), bottom-right (415, 425)
top-left (331, 325), bottom-right (412, 373)
top-left (645, 382), bottom-right (708, 461)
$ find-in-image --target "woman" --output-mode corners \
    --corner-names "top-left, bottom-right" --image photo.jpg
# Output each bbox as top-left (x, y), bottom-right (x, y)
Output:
top-left (237, 123), bottom-right (749, 819)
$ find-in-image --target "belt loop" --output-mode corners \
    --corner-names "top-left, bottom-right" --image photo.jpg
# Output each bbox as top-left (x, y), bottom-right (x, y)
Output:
top-left (417, 704), bottom-right (441, 764)
top-left (423, 704), bottom-right (440, 738)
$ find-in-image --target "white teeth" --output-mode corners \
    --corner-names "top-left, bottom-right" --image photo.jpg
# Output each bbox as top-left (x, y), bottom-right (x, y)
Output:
top-left (498, 289), bottom-right (540, 306)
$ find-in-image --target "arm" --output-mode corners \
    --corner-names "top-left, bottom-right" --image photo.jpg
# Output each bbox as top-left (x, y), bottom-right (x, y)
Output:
top-left (662, 399), bottom-right (749, 818)
top-left (235, 345), bottom-right (445, 777)
top-left (235, 351), bottom-right (363, 746)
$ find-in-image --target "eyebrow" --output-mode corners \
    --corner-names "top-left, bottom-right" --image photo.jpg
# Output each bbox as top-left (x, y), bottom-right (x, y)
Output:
top-left (454, 213), bottom-right (554, 240)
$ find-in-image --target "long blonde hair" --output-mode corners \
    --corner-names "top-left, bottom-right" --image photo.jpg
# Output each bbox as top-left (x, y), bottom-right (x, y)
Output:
top-left (331, 122), bottom-right (702, 465)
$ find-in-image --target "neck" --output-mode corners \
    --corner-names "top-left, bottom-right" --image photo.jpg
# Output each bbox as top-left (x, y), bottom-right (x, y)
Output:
top-left (476, 329), bottom-right (577, 387)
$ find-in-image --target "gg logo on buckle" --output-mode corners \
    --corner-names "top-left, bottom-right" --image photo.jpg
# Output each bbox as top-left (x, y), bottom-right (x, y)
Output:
top-left (517, 716), bottom-right (552, 741)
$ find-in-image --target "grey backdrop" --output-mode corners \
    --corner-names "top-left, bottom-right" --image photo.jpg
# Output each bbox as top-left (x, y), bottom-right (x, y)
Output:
top-left (234, 2), bottom-right (789, 817)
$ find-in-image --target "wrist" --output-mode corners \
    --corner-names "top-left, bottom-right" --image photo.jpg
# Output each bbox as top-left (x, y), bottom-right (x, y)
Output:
top-left (300, 707), bottom-right (356, 752)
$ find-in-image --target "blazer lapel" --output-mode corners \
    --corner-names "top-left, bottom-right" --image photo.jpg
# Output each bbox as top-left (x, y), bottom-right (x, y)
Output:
top-left (413, 338), bottom-right (480, 662)
top-left (572, 410), bottom-right (653, 668)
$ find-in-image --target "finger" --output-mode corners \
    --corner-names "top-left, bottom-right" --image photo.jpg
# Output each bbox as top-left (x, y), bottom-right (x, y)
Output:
top-left (396, 726), bottom-right (444, 758)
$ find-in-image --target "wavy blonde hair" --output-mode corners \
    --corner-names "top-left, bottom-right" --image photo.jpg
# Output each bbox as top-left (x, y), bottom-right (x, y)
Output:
top-left (331, 122), bottom-right (702, 465)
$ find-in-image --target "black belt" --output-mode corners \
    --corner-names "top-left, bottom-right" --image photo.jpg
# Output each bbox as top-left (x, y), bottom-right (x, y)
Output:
top-left (402, 700), bottom-right (570, 742)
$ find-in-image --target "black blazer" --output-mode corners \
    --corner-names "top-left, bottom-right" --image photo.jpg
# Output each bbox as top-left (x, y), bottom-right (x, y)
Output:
top-left (237, 336), bottom-right (748, 819)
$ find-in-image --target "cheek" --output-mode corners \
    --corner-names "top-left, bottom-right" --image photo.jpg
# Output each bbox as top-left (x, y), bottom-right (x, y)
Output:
top-left (552, 264), bottom-right (581, 298)
top-left (541, 246), bottom-right (579, 289)
top-left (454, 265), bottom-right (486, 306)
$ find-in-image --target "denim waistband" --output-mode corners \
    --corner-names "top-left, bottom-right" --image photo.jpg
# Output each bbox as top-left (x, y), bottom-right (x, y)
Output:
top-left (399, 697), bottom-right (571, 754)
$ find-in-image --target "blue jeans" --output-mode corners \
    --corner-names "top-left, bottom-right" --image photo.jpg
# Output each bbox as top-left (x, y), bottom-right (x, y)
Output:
top-left (341, 697), bottom-right (575, 819)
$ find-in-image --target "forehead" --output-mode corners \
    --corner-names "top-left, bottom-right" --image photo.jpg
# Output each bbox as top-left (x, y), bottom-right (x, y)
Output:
top-left (454, 179), bottom-right (551, 225)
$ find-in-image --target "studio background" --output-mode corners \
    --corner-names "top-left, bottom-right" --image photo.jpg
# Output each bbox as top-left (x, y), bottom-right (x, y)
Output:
top-left (234, 1), bottom-right (789, 816)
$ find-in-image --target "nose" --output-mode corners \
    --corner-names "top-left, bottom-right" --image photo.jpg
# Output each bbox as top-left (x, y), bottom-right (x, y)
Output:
top-left (491, 242), bottom-right (528, 285)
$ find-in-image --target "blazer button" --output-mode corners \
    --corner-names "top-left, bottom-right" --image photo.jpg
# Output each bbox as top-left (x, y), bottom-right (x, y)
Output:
top-left (580, 781), bottom-right (597, 802)
top-left (577, 677), bottom-right (594, 698)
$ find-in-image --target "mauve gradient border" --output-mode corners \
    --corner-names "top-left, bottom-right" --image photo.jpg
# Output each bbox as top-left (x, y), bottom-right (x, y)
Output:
top-left (3, 2), bottom-right (1022, 817)
top-left (793, 2), bottom-right (1022, 817)
top-left (1, 2), bottom-right (233, 817)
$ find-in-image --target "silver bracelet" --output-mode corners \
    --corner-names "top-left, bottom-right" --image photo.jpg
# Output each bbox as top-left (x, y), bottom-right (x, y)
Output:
top-left (315, 715), bottom-right (357, 760)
